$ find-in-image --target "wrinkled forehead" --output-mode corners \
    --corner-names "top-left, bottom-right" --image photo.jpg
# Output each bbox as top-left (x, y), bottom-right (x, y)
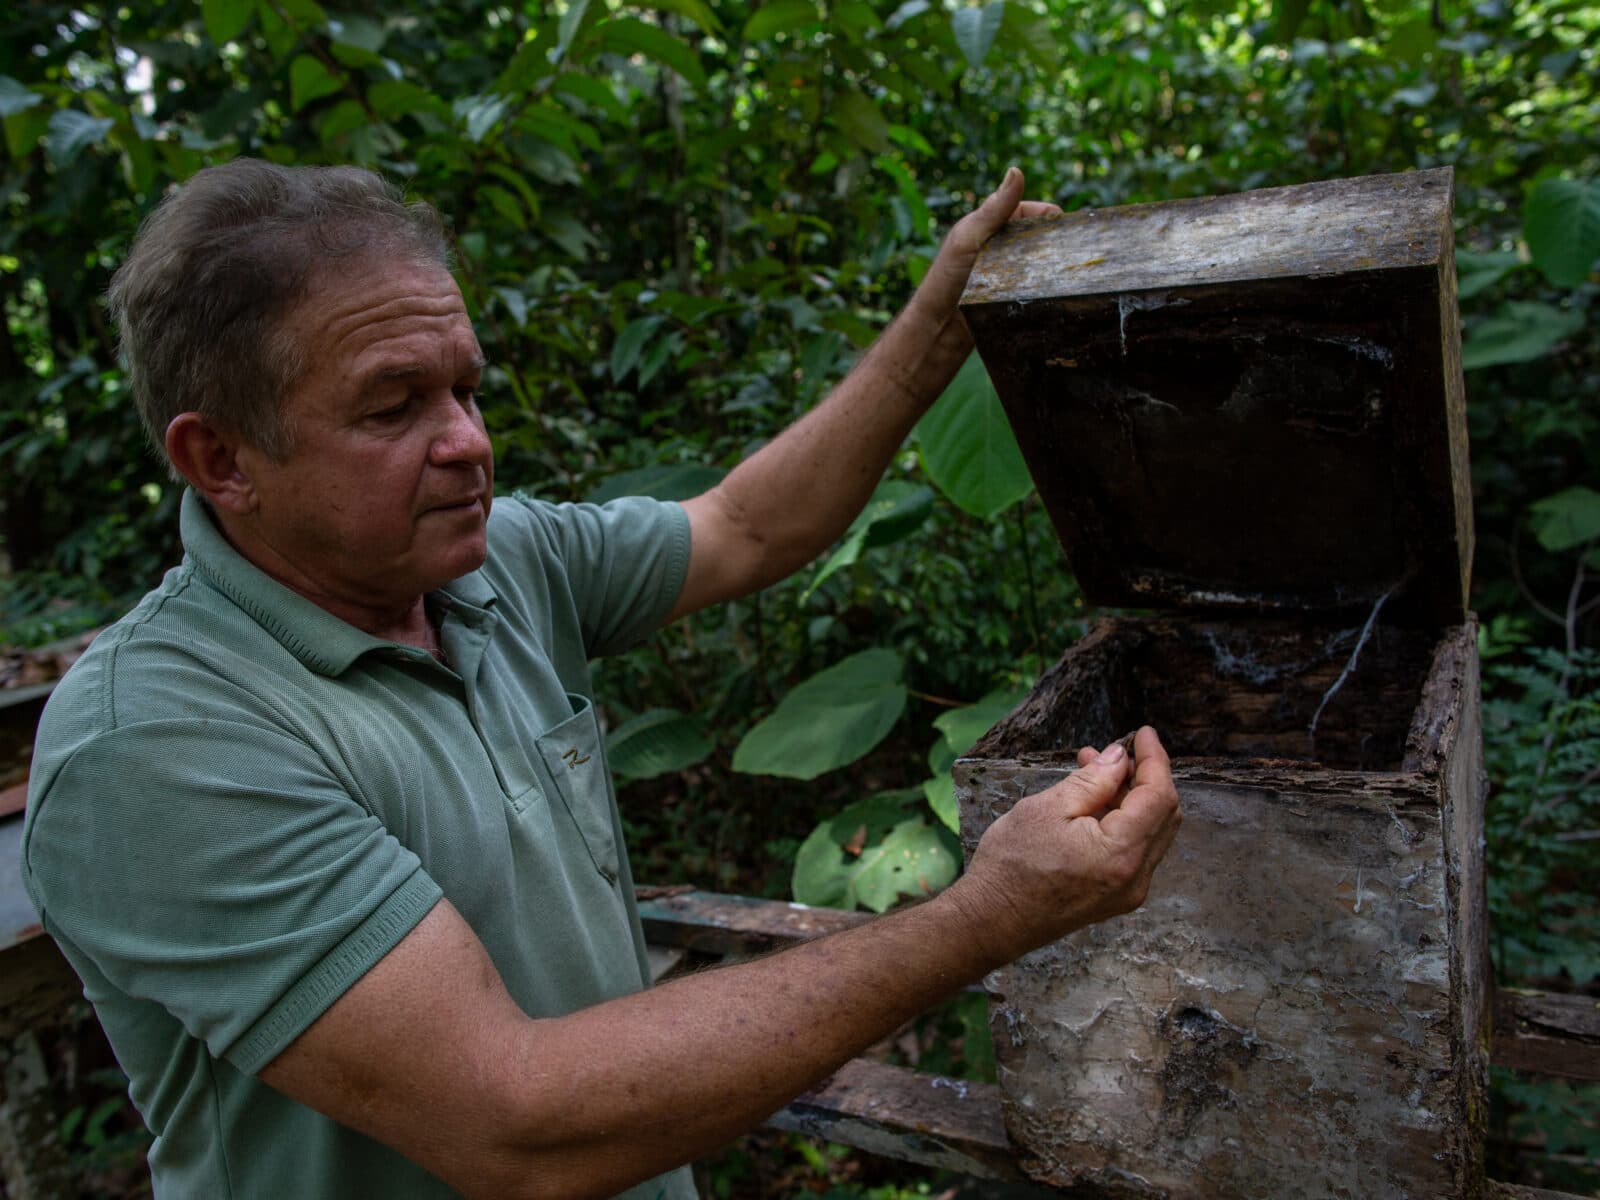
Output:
top-left (286, 254), bottom-right (479, 365)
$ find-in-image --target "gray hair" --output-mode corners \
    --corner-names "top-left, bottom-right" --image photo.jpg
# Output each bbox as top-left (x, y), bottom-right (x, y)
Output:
top-left (108, 158), bottom-right (451, 468)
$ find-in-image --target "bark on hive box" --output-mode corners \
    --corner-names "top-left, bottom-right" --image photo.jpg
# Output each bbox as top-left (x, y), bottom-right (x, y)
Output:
top-left (952, 169), bottom-right (1489, 1199)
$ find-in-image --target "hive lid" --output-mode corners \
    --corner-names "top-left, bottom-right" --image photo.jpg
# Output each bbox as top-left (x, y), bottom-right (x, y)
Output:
top-left (960, 169), bottom-right (1472, 625)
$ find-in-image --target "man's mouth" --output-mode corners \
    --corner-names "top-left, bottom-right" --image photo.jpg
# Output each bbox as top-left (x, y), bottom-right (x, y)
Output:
top-left (429, 496), bottom-right (484, 514)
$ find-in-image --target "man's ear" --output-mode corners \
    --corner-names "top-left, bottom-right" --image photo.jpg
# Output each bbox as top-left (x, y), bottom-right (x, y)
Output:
top-left (165, 413), bottom-right (259, 515)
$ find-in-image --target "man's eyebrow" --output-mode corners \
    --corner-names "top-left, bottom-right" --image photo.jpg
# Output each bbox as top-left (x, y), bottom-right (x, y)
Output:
top-left (357, 355), bottom-right (490, 397)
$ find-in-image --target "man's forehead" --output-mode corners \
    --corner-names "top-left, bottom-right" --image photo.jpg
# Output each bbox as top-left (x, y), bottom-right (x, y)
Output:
top-left (292, 261), bottom-right (478, 358)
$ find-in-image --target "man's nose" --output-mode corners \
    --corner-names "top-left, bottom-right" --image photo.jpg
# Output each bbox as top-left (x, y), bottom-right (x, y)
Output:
top-left (430, 393), bottom-right (492, 466)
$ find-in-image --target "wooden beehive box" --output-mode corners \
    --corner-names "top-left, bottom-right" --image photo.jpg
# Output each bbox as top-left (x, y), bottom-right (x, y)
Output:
top-left (952, 169), bottom-right (1489, 1199)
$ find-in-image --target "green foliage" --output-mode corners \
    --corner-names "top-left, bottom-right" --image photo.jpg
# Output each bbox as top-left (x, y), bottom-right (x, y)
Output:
top-left (606, 708), bottom-right (713, 781)
top-left (1528, 486), bottom-right (1600, 553)
top-left (914, 353), bottom-right (1034, 520)
top-left (805, 480), bottom-right (934, 599)
top-left (1484, 643), bottom-right (1600, 986)
top-left (791, 788), bottom-right (959, 911)
top-left (922, 685), bottom-right (1029, 832)
top-left (733, 648), bottom-right (907, 779)
top-left (1523, 177), bottom-right (1600, 288)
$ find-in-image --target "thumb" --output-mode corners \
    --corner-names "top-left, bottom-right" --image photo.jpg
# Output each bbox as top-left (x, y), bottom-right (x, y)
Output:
top-left (1049, 741), bottom-right (1130, 819)
top-left (968, 166), bottom-right (1025, 236)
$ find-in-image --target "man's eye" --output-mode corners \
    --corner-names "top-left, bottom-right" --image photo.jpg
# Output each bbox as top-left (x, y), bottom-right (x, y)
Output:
top-left (454, 386), bottom-right (478, 404)
top-left (369, 401), bottom-right (410, 421)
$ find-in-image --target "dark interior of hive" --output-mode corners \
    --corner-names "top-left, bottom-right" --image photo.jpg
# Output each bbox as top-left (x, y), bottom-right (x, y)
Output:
top-left (961, 268), bottom-right (1466, 774)
top-left (971, 617), bottom-right (1441, 773)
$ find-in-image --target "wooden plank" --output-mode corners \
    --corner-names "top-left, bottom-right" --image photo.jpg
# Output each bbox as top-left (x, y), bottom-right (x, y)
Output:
top-left (1492, 988), bottom-right (1600, 1082)
top-left (768, 1058), bottom-right (1595, 1200)
top-left (0, 937), bottom-right (78, 1043)
top-left (769, 1058), bottom-right (1027, 1184)
top-left (636, 889), bottom-right (869, 957)
top-left (0, 817), bottom-right (43, 953)
top-left (1488, 1183), bottom-right (1597, 1200)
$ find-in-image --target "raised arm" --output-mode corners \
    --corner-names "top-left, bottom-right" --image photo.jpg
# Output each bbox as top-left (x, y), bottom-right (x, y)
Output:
top-left (669, 168), bottom-right (1061, 621)
top-left (260, 729), bottom-right (1180, 1199)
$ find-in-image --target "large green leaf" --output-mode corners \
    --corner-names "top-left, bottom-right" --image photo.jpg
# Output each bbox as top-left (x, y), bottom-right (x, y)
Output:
top-left (792, 792), bottom-right (960, 911)
top-left (951, 2), bottom-right (1005, 69)
top-left (640, 0), bottom-right (722, 33)
top-left (831, 91), bottom-right (891, 154)
top-left (1523, 178), bottom-right (1600, 288)
top-left (1462, 302), bottom-right (1585, 370)
top-left (0, 77), bottom-right (42, 119)
top-left (932, 685), bottom-right (1028, 760)
top-left (743, 0), bottom-right (820, 41)
top-left (595, 18), bottom-right (707, 88)
top-left (557, 0), bottom-right (594, 61)
top-left (611, 315), bottom-right (667, 381)
top-left (607, 709), bottom-right (713, 780)
top-left (202, 0), bottom-right (256, 43)
top-left (587, 463), bottom-right (726, 504)
top-left (1455, 249), bottom-right (1522, 300)
top-left (289, 55), bottom-right (342, 112)
top-left (922, 685), bottom-right (1028, 831)
top-left (998, 5), bottom-right (1059, 72)
top-left (734, 649), bottom-right (906, 779)
top-left (44, 110), bottom-right (114, 167)
top-left (1528, 487), bottom-right (1600, 553)
top-left (455, 94), bottom-right (511, 143)
top-left (806, 480), bottom-right (934, 597)
top-left (915, 352), bottom-right (1034, 518)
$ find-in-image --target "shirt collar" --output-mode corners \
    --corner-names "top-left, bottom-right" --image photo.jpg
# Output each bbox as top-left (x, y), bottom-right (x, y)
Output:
top-left (179, 488), bottom-right (498, 677)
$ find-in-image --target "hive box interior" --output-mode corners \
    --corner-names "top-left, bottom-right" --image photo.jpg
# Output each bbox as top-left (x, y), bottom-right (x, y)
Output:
top-left (970, 614), bottom-right (1444, 774)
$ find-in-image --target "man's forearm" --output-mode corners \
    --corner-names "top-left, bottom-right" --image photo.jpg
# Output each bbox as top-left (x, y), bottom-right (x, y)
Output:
top-left (671, 171), bottom-right (1055, 619)
top-left (497, 882), bottom-right (1001, 1198)
top-left (701, 290), bottom-right (975, 584)
top-left (259, 734), bottom-right (1178, 1200)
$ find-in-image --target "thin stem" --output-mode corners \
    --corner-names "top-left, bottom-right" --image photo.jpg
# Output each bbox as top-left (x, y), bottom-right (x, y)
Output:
top-left (1013, 496), bottom-right (1042, 656)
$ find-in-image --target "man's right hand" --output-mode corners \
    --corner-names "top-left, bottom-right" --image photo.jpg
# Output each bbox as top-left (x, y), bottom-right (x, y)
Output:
top-left (944, 725), bottom-right (1182, 966)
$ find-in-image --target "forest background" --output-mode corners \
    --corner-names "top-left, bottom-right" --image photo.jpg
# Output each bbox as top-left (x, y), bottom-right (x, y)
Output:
top-left (0, 0), bottom-right (1595, 1194)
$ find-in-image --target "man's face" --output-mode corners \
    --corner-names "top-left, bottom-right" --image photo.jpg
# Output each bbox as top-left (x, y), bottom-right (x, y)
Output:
top-left (233, 257), bottom-right (494, 614)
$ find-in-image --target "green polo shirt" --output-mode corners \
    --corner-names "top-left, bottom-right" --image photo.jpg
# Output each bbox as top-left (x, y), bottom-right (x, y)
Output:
top-left (22, 488), bottom-right (696, 1200)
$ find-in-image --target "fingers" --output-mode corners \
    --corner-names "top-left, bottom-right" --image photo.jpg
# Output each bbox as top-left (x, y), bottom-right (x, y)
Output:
top-left (1049, 740), bottom-right (1131, 819)
top-left (1105, 728), bottom-right (1181, 843)
top-left (1132, 725), bottom-right (1171, 788)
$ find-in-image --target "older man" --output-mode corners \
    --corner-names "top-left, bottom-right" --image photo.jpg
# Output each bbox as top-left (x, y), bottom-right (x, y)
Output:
top-left (21, 159), bottom-right (1180, 1199)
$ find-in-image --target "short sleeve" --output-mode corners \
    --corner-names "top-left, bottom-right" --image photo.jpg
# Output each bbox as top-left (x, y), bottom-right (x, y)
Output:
top-left (22, 719), bottom-right (442, 1076)
top-left (496, 494), bottom-right (691, 659)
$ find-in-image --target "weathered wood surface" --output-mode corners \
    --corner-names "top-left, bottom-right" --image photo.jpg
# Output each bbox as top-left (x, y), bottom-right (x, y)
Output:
top-left (1493, 989), bottom-right (1600, 1082)
top-left (637, 888), bottom-right (870, 956)
top-left (956, 617), bottom-right (1488, 1199)
top-left (772, 1057), bottom-right (1027, 1184)
top-left (636, 887), bottom-right (1600, 1082)
top-left (960, 169), bottom-right (1471, 626)
top-left (962, 170), bottom-right (1456, 305)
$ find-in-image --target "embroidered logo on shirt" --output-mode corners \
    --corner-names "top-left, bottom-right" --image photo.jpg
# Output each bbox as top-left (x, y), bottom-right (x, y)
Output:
top-left (560, 746), bottom-right (591, 769)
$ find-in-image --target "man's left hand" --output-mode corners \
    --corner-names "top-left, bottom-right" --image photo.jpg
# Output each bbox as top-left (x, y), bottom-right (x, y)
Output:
top-left (912, 166), bottom-right (1063, 322)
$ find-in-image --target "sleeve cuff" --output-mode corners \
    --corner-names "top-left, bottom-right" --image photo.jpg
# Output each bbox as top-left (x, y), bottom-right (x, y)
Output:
top-left (226, 869), bottom-right (443, 1075)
